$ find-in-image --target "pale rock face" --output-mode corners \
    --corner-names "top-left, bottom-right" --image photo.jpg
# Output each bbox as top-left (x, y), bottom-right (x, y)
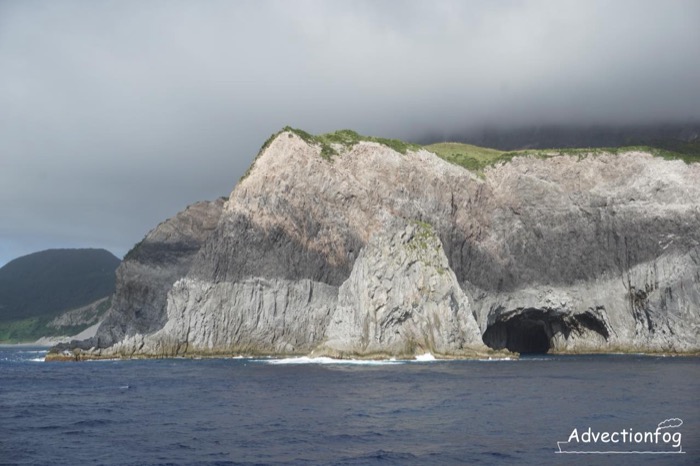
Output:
top-left (322, 222), bottom-right (486, 357)
top-left (54, 199), bottom-right (226, 354)
top-left (476, 153), bottom-right (700, 354)
top-left (47, 297), bottom-right (109, 329)
top-left (150, 277), bottom-right (337, 355)
top-left (50, 130), bottom-right (700, 359)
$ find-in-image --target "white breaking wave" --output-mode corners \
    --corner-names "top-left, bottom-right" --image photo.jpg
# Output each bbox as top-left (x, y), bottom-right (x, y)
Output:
top-left (415, 353), bottom-right (436, 361)
top-left (20, 349), bottom-right (48, 362)
top-left (247, 354), bottom-right (523, 365)
top-left (260, 356), bottom-right (404, 366)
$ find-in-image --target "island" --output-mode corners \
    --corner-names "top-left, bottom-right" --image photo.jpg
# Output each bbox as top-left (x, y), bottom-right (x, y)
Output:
top-left (48, 128), bottom-right (700, 360)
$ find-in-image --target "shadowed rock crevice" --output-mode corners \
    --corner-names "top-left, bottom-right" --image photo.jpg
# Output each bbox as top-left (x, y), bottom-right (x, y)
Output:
top-left (482, 308), bottom-right (610, 354)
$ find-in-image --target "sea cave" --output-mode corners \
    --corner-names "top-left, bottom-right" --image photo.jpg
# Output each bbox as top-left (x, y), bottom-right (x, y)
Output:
top-left (481, 308), bottom-right (611, 354)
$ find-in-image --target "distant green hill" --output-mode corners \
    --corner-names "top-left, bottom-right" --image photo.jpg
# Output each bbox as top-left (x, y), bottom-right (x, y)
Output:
top-left (0, 249), bottom-right (120, 342)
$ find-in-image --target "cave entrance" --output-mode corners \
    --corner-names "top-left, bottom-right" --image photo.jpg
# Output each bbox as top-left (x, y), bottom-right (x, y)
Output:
top-left (482, 309), bottom-right (554, 354)
top-left (482, 308), bottom-right (610, 355)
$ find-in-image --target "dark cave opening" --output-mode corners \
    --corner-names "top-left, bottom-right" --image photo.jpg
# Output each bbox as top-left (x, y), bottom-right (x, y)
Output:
top-left (482, 308), bottom-right (611, 355)
top-left (482, 310), bottom-right (553, 354)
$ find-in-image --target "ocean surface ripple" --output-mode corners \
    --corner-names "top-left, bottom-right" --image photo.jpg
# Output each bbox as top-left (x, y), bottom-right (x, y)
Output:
top-left (1, 347), bottom-right (698, 465)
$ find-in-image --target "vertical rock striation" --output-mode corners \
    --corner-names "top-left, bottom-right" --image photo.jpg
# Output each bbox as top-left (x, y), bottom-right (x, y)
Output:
top-left (49, 129), bottom-right (700, 360)
top-left (320, 221), bottom-right (488, 357)
top-left (56, 199), bottom-right (225, 354)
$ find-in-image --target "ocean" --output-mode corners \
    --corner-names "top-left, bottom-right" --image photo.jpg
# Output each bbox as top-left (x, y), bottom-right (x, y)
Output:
top-left (1, 347), bottom-right (698, 465)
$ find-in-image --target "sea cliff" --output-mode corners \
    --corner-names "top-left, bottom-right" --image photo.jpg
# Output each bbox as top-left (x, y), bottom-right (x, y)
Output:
top-left (48, 129), bottom-right (700, 360)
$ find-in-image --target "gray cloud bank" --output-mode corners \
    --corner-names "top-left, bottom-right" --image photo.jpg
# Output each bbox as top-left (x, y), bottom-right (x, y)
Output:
top-left (1, 0), bottom-right (699, 265)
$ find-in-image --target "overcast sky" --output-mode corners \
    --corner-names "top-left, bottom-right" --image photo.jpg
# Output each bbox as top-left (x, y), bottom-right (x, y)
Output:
top-left (1, 0), bottom-right (699, 266)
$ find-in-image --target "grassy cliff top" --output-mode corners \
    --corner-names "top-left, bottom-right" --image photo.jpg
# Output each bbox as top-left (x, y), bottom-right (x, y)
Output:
top-left (424, 142), bottom-right (699, 174)
top-left (241, 127), bottom-right (422, 181)
top-left (423, 142), bottom-right (509, 173)
top-left (253, 127), bottom-right (698, 176)
top-left (283, 127), bottom-right (422, 160)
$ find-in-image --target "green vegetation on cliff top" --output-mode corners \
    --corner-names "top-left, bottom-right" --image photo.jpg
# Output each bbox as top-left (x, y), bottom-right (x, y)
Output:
top-left (422, 142), bottom-right (510, 173)
top-left (426, 142), bottom-right (699, 175)
top-left (248, 127), bottom-right (698, 178)
top-left (241, 127), bottom-right (423, 180)
top-left (284, 127), bottom-right (422, 160)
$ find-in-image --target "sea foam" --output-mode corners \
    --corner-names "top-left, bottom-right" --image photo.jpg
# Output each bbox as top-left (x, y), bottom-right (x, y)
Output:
top-left (260, 356), bottom-right (404, 366)
top-left (414, 353), bottom-right (436, 361)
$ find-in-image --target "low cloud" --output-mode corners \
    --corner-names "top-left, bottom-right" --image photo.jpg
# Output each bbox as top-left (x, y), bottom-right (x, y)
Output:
top-left (1, 0), bottom-right (698, 264)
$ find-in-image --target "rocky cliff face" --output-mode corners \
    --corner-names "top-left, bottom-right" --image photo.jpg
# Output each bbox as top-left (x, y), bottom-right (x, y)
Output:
top-left (321, 221), bottom-right (487, 358)
top-left (50, 130), bottom-right (700, 360)
top-left (55, 199), bottom-right (225, 354)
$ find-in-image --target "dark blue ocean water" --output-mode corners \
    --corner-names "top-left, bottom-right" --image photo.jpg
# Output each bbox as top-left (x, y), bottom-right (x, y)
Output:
top-left (1, 347), bottom-right (698, 465)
